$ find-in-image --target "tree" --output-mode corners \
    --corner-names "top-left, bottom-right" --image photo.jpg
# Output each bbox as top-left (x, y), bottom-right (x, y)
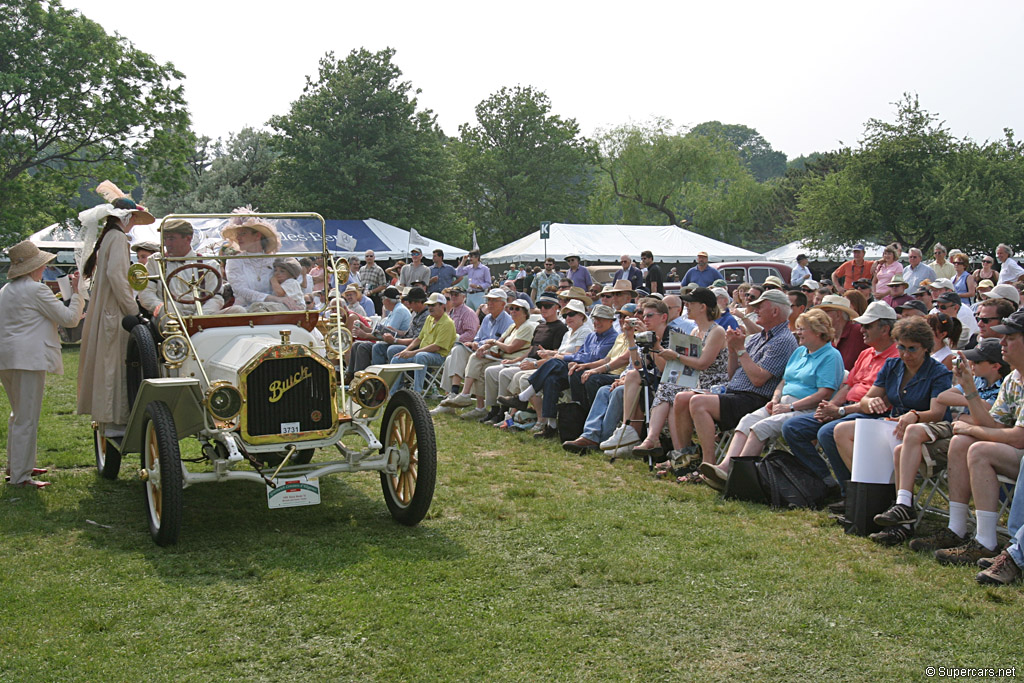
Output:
top-left (144, 128), bottom-right (279, 216)
top-left (689, 121), bottom-right (787, 182)
top-left (454, 86), bottom-right (595, 250)
top-left (267, 47), bottom-right (459, 239)
top-left (591, 119), bottom-right (769, 245)
top-left (792, 95), bottom-right (1024, 254)
top-left (0, 0), bottom-right (192, 244)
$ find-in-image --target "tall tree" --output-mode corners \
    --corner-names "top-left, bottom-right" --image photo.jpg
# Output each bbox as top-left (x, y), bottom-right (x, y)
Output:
top-left (0, 0), bottom-right (192, 244)
top-left (592, 119), bottom-right (768, 245)
top-left (454, 86), bottom-right (595, 249)
top-left (792, 95), bottom-right (1024, 254)
top-left (268, 47), bottom-right (458, 238)
top-left (689, 121), bottom-right (787, 182)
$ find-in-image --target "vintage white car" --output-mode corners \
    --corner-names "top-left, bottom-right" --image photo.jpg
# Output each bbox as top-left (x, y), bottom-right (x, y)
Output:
top-left (94, 212), bottom-right (435, 546)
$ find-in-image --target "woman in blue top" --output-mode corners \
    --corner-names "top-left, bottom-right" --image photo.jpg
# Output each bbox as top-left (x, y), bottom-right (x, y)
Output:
top-left (832, 317), bottom-right (953, 481)
top-left (702, 308), bottom-right (845, 489)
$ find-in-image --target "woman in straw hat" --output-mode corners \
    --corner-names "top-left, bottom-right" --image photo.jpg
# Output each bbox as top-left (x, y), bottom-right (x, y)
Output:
top-left (1, 241), bottom-right (85, 487)
top-left (221, 206), bottom-right (295, 310)
top-left (77, 184), bottom-right (155, 432)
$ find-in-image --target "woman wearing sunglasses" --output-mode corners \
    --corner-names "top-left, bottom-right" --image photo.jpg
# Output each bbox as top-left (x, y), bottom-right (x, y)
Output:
top-left (951, 256), bottom-right (976, 305)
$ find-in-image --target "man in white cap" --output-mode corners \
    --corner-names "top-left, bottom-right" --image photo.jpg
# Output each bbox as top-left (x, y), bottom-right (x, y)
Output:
top-left (390, 292), bottom-right (457, 394)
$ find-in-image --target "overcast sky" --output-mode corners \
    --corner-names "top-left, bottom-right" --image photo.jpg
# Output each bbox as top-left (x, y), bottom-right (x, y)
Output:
top-left (67, 0), bottom-right (1024, 159)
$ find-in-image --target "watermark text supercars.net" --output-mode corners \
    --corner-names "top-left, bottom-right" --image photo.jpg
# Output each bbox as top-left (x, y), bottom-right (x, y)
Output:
top-left (925, 666), bottom-right (1016, 678)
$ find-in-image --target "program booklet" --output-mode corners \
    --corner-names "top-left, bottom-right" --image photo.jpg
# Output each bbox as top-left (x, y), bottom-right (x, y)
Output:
top-left (661, 330), bottom-right (702, 389)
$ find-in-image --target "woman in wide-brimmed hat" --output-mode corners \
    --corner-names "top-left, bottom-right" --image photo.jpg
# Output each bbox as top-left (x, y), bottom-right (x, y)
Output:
top-left (78, 182), bottom-right (154, 432)
top-left (1, 242), bottom-right (85, 487)
top-left (221, 206), bottom-right (295, 309)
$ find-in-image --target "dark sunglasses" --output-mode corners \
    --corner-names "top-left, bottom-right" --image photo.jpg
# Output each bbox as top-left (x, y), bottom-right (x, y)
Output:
top-left (897, 344), bottom-right (922, 353)
top-left (977, 316), bottom-right (1001, 324)
top-left (563, 311), bottom-right (582, 318)
top-left (538, 302), bottom-right (558, 309)
top-left (937, 304), bottom-right (957, 311)
top-left (853, 283), bottom-right (871, 290)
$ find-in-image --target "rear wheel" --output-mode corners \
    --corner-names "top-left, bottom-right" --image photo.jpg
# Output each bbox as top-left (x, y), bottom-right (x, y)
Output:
top-left (379, 389), bottom-right (436, 526)
top-left (126, 324), bottom-right (160, 407)
top-left (93, 423), bottom-right (122, 480)
top-left (141, 401), bottom-right (183, 546)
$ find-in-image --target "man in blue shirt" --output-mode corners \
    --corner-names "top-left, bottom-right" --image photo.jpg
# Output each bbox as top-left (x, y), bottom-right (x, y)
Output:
top-left (681, 251), bottom-right (723, 288)
top-left (347, 286), bottom-right (412, 380)
top-left (565, 254), bottom-right (593, 291)
top-left (612, 255), bottom-right (645, 292)
top-left (504, 304), bottom-right (618, 438)
top-left (427, 249), bottom-right (458, 294)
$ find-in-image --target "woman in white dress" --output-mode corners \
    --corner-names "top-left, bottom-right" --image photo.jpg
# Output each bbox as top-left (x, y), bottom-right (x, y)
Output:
top-left (221, 208), bottom-right (296, 310)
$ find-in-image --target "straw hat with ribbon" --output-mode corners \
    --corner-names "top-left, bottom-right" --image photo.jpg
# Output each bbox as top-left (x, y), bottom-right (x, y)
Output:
top-left (221, 206), bottom-right (281, 254)
top-left (6, 241), bottom-right (56, 279)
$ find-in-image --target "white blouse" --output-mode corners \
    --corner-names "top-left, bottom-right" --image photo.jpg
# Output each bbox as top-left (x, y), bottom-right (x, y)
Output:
top-left (227, 257), bottom-right (274, 307)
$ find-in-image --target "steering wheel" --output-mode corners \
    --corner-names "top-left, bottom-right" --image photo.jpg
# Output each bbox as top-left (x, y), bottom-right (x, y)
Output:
top-left (166, 262), bottom-right (223, 305)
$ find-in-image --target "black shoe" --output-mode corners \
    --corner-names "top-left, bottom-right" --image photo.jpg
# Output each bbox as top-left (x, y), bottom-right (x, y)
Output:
top-left (532, 425), bottom-right (558, 439)
top-left (479, 406), bottom-right (502, 423)
top-left (498, 395), bottom-right (529, 411)
top-left (874, 503), bottom-right (916, 527)
top-left (827, 499), bottom-right (847, 515)
top-left (869, 525), bottom-right (913, 546)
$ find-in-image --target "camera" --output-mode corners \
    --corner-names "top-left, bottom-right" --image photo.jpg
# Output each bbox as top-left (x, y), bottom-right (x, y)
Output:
top-left (634, 331), bottom-right (655, 348)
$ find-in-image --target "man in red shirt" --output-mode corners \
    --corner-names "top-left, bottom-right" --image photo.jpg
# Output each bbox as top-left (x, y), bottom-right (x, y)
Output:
top-left (816, 295), bottom-right (867, 371)
top-left (831, 244), bottom-right (874, 294)
top-left (781, 303), bottom-right (899, 493)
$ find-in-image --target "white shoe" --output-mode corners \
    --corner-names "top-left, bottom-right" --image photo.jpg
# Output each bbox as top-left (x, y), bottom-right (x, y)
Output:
top-left (600, 425), bottom-right (639, 451)
top-left (607, 443), bottom-right (635, 460)
top-left (460, 407), bottom-right (489, 420)
top-left (430, 404), bottom-right (455, 415)
top-left (446, 393), bottom-right (475, 408)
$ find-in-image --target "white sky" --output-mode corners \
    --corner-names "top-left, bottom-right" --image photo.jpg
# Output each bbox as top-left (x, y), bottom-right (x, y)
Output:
top-left (67, 0), bottom-right (1024, 159)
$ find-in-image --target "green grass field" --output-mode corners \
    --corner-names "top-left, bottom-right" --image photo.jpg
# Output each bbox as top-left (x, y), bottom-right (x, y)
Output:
top-left (0, 348), bottom-right (1021, 681)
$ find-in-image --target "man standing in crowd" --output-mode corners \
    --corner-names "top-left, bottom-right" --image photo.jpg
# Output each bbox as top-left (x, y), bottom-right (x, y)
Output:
top-left (996, 243), bottom-right (1024, 284)
top-left (531, 258), bottom-right (562, 301)
top-left (903, 248), bottom-right (935, 293)
top-left (928, 242), bottom-right (955, 280)
top-left (831, 244), bottom-right (873, 294)
top-left (681, 251), bottom-right (722, 288)
top-left (427, 249), bottom-right (457, 295)
top-left (399, 248), bottom-right (431, 288)
top-left (565, 254), bottom-right (592, 291)
top-left (613, 254), bottom-right (644, 291)
top-left (358, 250), bottom-right (389, 315)
top-left (641, 250), bottom-right (663, 294)
top-left (791, 253), bottom-right (812, 288)
top-left (456, 250), bottom-right (491, 294)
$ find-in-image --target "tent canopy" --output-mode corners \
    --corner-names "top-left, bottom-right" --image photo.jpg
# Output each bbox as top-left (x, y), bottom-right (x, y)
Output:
top-left (761, 240), bottom-right (893, 263)
top-left (28, 217), bottom-right (466, 262)
top-left (480, 223), bottom-right (759, 265)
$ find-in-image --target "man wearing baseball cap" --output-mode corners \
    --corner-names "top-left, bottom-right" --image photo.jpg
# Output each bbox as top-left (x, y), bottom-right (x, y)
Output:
top-left (681, 251), bottom-right (722, 289)
top-left (399, 248), bottom-right (431, 288)
top-left (348, 285), bottom-right (413, 380)
top-left (933, 291), bottom-right (979, 349)
top-left (830, 244), bottom-right (873, 294)
top-left (390, 292), bottom-right (457, 394)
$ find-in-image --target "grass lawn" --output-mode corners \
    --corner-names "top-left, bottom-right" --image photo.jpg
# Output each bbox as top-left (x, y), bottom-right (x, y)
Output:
top-left (1, 348), bottom-right (1022, 681)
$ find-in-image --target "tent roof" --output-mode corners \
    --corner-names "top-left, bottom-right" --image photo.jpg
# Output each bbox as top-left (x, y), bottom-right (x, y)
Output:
top-left (480, 223), bottom-right (759, 264)
top-left (761, 240), bottom-right (893, 262)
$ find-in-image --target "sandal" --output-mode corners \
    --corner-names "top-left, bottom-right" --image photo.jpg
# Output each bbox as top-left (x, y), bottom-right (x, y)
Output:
top-left (676, 471), bottom-right (706, 485)
top-left (632, 441), bottom-right (663, 458)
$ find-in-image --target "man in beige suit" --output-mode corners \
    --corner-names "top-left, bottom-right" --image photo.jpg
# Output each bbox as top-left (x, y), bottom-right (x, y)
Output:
top-left (138, 218), bottom-right (223, 319)
top-left (0, 241), bottom-right (84, 488)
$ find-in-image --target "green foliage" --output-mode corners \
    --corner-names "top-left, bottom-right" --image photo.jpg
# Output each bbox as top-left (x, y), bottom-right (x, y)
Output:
top-left (0, 0), bottom-right (192, 245)
top-left (454, 86), bottom-right (595, 250)
top-left (792, 95), bottom-right (1024, 253)
top-left (689, 120), bottom-right (788, 182)
top-left (144, 128), bottom-right (279, 215)
top-left (268, 47), bottom-right (459, 240)
top-left (592, 119), bottom-right (769, 245)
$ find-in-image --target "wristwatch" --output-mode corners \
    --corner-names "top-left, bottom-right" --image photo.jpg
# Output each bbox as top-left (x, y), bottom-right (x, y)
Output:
top-left (736, 349), bottom-right (748, 358)
top-left (838, 406), bottom-right (847, 417)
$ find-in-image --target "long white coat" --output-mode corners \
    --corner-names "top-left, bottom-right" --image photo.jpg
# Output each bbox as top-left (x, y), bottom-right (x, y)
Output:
top-left (77, 230), bottom-right (138, 423)
top-left (0, 276), bottom-right (84, 373)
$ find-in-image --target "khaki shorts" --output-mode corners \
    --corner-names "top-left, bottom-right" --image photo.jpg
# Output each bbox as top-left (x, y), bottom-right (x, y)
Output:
top-left (917, 421), bottom-right (954, 476)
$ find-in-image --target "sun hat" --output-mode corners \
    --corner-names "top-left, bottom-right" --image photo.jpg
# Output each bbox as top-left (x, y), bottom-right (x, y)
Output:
top-left (221, 206), bottom-right (281, 254)
top-left (977, 279), bottom-right (995, 290)
top-left (94, 180), bottom-right (155, 225)
top-left (426, 292), bottom-right (447, 306)
top-left (557, 286), bottom-right (593, 307)
top-left (982, 283), bottom-right (1022, 305)
top-left (590, 304), bottom-right (616, 320)
top-left (274, 257), bottom-right (302, 279)
top-left (852, 301), bottom-right (898, 324)
top-left (763, 275), bottom-right (785, 289)
top-left (610, 279), bottom-right (634, 293)
top-left (887, 273), bottom-right (908, 287)
top-left (506, 298), bottom-right (530, 312)
top-left (561, 299), bottom-right (588, 318)
top-left (5, 240), bottom-right (56, 279)
top-left (343, 283), bottom-right (362, 296)
top-left (816, 294), bottom-right (859, 319)
top-left (748, 290), bottom-right (790, 307)
top-left (928, 278), bottom-right (955, 290)
top-left (131, 241), bottom-right (160, 254)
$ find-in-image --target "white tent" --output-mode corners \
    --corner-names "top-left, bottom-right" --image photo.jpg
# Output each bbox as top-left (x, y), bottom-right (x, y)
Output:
top-left (761, 240), bottom-right (892, 262)
top-left (480, 223), bottom-right (759, 264)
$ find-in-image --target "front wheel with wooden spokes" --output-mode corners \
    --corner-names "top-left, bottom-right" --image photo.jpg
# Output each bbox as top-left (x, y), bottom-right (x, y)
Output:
top-left (141, 401), bottom-right (183, 546)
top-left (379, 389), bottom-right (436, 526)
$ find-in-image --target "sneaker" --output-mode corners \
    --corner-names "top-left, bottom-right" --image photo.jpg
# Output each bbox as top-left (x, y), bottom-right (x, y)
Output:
top-left (873, 503), bottom-right (916, 527)
top-left (600, 424), bottom-right (640, 451)
top-left (869, 525), bottom-right (912, 546)
top-left (430, 404), bottom-right (455, 416)
top-left (459, 407), bottom-right (489, 420)
top-left (827, 499), bottom-right (848, 516)
top-left (935, 538), bottom-right (1000, 566)
top-left (607, 443), bottom-right (635, 462)
top-left (976, 551), bottom-right (1023, 585)
top-left (446, 393), bottom-right (475, 408)
top-left (908, 527), bottom-right (966, 553)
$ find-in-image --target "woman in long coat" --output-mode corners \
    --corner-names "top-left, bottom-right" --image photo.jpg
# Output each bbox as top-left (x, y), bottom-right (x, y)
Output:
top-left (77, 198), bottom-right (153, 430)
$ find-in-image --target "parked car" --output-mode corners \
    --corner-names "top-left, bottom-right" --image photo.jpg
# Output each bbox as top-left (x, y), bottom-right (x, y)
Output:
top-left (713, 261), bottom-right (793, 293)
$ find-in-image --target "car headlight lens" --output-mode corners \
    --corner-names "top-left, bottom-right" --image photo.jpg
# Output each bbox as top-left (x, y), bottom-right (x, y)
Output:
top-left (350, 373), bottom-right (388, 409)
top-left (206, 382), bottom-right (243, 421)
top-left (325, 325), bottom-right (352, 355)
top-left (161, 334), bottom-right (190, 364)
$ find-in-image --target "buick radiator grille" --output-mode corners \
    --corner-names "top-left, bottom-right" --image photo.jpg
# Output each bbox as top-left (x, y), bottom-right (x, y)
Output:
top-left (245, 357), bottom-right (332, 436)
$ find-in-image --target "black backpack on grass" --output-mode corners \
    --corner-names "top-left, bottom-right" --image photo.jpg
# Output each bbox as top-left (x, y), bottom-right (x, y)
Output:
top-left (724, 450), bottom-right (828, 509)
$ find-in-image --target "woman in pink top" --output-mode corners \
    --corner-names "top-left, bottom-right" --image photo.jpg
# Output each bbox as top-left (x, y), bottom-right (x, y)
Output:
top-left (871, 243), bottom-right (904, 298)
